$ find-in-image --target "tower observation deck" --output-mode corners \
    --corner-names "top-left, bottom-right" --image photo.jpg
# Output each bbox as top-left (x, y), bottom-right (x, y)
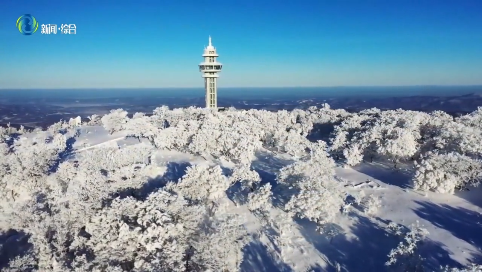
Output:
top-left (199, 36), bottom-right (223, 109)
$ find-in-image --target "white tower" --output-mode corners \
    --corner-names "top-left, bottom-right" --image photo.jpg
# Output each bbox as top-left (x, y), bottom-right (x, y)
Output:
top-left (199, 36), bottom-right (223, 109)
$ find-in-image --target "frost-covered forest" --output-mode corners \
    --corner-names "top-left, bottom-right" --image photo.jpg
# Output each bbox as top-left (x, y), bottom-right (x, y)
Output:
top-left (1, 105), bottom-right (482, 271)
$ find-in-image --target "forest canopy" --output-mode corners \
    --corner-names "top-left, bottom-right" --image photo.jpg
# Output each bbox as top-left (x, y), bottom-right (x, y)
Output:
top-left (0, 105), bottom-right (481, 271)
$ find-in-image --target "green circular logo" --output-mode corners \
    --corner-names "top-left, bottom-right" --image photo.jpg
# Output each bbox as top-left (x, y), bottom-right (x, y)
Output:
top-left (16, 14), bottom-right (39, 35)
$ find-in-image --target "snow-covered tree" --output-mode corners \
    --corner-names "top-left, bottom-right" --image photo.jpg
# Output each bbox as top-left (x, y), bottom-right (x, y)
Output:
top-left (278, 141), bottom-right (345, 231)
top-left (68, 116), bottom-right (82, 128)
top-left (101, 109), bottom-right (129, 134)
top-left (171, 164), bottom-right (230, 207)
top-left (124, 114), bottom-right (160, 142)
top-left (247, 183), bottom-right (273, 212)
top-left (442, 263), bottom-right (482, 272)
top-left (189, 214), bottom-right (248, 271)
top-left (3, 104), bottom-right (482, 271)
top-left (47, 120), bottom-right (69, 133)
top-left (86, 114), bottom-right (102, 125)
top-left (359, 194), bottom-right (382, 215)
top-left (456, 107), bottom-right (482, 130)
top-left (78, 189), bottom-right (205, 271)
top-left (385, 221), bottom-right (429, 271)
top-left (412, 152), bottom-right (482, 194)
top-left (229, 164), bottom-right (261, 185)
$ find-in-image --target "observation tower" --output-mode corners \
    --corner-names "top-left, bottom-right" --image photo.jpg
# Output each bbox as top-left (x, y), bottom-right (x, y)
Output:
top-left (199, 36), bottom-right (223, 109)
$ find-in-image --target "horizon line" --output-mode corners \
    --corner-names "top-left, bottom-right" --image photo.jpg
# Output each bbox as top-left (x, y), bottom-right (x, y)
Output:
top-left (1, 84), bottom-right (482, 90)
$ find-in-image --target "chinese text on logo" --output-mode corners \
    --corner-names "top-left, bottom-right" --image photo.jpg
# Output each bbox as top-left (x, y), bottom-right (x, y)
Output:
top-left (41, 24), bottom-right (76, 35)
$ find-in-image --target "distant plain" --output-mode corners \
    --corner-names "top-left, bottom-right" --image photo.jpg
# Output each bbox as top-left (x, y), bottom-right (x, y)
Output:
top-left (1, 86), bottom-right (482, 129)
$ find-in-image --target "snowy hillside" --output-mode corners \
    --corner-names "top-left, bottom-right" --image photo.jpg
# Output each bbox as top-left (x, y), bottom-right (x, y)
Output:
top-left (0, 105), bottom-right (482, 272)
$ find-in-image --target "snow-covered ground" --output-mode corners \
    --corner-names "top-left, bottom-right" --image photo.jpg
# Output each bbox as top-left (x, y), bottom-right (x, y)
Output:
top-left (67, 126), bottom-right (482, 271)
top-left (1, 106), bottom-right (481, 272)
top-left (73, 125), bottom-right (130, 151)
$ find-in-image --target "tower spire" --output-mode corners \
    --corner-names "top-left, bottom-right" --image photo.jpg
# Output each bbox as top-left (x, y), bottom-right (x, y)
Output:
top-left (208, 35), bottom-right (212, 46)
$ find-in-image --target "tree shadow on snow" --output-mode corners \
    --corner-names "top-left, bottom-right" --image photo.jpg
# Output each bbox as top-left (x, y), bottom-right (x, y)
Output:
top-left (297, 214), bottom-right (461, 271)
top-left (306, 123), bottom-right (338, 143)
top-left (241, 240), bottom-right (292, 272)
top-left (227, 182), bottom-right (252, 206)
top-left (255, 169), bottom-right (278, 188)
top-left (105, 162), bottom-right (192, 204)
top-left (227, 164), bottom-right (290, 207)
top-left (241, 225), bottom-right (294, 272)
top-left (251, 151), bottom-right (297, 208)
top-left (251, 151), bottom-right (294, 175)
top-left (456, 186), bottom-right (482, 210)
top-left (48, 136), bottom-right (76, 174)
top-left (4, 133), bottom-right (21, 148)
top-left (352, 162), bottom-right (413, 189)
top-left (414, 201), bottom-right (482, 253)
top-left (248, 166), bottom-right (300, 209)
top-left (0, 229), bottom-right (33, 270)
top-left (467, 252), bottom-right (482, 268)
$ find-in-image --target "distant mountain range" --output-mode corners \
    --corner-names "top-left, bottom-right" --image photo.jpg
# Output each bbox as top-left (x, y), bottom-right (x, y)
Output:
top-left (306, 92), bottom-right (482, 115)
top-left (221, 92), bottom-right (482, 116)
top-left (1, 91), bottom-right (481, 129)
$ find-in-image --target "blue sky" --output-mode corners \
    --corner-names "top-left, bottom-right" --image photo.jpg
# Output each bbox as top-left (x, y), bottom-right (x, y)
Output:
top-left (1, 0), bottom-right (481, 89)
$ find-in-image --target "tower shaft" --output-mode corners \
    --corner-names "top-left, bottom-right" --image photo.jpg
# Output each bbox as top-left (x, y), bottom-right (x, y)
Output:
top-left (199, 36), bottom-right (222, 109)
top-left (205, 77), bottom-right (217, 108)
